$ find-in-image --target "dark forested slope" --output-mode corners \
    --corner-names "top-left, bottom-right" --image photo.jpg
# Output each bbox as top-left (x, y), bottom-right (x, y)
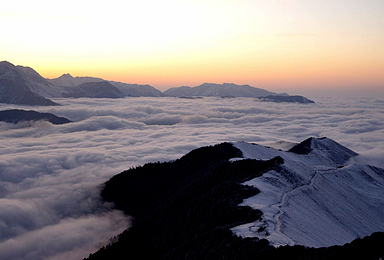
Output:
top-left (86, 143), bottom-right (384, 260)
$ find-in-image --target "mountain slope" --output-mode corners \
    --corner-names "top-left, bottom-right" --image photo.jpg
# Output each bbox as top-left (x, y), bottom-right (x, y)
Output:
top-left (16, 65), bottom-right (68, 98)
top-left (87, 143), bottom-right (274, 259)
top-left (86, 138), bottom-right (384, 260)
top-left (0, 61), bottom-right (58, 106)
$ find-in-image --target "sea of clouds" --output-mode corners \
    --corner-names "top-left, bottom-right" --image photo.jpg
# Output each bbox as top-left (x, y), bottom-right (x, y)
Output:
top-left (0, 96), bottom-right (383, 260)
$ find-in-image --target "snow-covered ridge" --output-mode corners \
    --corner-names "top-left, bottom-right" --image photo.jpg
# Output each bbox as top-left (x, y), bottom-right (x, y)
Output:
top-left (231, 137), bottom-right (384, 248)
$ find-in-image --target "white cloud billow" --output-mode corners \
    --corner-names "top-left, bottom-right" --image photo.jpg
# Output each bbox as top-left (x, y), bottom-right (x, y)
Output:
top-left (0, 95), bottom-right (383, 259)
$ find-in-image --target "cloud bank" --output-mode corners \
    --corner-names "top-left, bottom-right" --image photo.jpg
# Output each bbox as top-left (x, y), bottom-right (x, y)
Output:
top-left (0, 96), bottom-right (383, 259)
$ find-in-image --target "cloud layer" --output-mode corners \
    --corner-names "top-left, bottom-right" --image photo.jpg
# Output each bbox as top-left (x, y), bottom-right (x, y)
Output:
top-left (0, 96), bottom-right (383, 259)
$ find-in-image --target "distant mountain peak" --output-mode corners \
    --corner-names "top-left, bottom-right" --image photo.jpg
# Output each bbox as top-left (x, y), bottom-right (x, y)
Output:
top-left (60, 73), bottom-right (74, 78)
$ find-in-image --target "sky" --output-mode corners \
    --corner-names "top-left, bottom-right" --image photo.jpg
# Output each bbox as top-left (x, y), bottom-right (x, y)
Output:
top-left (0, 96), bottom-right (384, 259)
top-left (1, 0), bottom-right (384, 95)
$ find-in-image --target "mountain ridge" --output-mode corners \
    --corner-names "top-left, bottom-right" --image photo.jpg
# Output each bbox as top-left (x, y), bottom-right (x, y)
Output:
top-left (86, 137), bottom-right (384, 259)
top-left (163, 82), bottom-right (288, 98)
top-left (0, 61), bottom-right (314, 104)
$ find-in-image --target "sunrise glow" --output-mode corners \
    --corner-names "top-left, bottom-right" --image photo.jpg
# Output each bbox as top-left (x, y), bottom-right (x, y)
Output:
top-left (1, 0), bottom-right (383, 94)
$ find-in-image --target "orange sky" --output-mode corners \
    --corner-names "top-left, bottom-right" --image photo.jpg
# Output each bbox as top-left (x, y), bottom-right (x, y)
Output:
top-left (1, 0), bottom-right (383, 95)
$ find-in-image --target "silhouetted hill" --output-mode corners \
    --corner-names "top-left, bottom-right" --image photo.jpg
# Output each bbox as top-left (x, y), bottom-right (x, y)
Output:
top-left (0, 109), bottom-right (72, 125)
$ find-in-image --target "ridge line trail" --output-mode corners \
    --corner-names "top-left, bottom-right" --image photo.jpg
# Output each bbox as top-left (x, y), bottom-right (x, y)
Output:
top-left (270, 166), bottom-right (336, 246)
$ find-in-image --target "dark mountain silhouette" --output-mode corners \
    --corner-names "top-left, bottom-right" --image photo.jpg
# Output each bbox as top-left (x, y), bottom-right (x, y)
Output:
top-left (0, 109), bottom-right (71, 125)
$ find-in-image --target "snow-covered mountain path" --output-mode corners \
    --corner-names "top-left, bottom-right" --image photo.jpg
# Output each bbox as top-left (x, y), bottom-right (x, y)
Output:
top-left (270, 167), bottom-right (333, 246)
top-left (231, 138), bottom-right (384, 248)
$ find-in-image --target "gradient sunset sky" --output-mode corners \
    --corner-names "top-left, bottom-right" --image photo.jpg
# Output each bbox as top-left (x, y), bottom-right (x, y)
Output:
top-left (1, 0), bottom-right (383, 95)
